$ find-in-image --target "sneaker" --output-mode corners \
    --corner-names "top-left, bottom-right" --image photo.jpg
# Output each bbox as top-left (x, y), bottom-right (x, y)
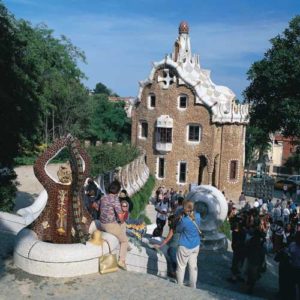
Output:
top-left (118, 261), bottom-right (127, 271)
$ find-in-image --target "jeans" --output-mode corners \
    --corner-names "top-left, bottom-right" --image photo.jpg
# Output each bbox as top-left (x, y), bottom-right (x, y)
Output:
top-left (168, 246), bottom-right (177, 273)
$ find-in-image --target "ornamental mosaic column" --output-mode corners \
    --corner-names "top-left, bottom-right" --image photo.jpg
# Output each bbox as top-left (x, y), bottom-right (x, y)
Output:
top-left (30, 135), bottom-right (92, 244)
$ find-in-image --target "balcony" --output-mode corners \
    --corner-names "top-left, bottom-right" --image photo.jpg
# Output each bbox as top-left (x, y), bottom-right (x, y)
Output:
top-left (156, 142), bottom-right (172, 153)
top-left (155, 115), bottom-right (173, 153)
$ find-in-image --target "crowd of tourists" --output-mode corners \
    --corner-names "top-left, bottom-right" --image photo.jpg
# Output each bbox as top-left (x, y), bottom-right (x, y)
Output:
top-left (227, 192), bottom-right (300, 298)
top-left (85, 182), bottom-right (202, 288)
top-left (83, 179), bottom-right (300, 297)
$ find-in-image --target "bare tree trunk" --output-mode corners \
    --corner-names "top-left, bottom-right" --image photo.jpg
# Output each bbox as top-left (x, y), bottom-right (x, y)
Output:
top-left (45, 114), bottom-right (48, 146)
top-left (52, 109), bottom-right (55, 141)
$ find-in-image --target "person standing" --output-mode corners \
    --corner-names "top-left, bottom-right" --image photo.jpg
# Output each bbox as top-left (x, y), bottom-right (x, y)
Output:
top-left (239, 192), bottom-right (246, 208)
top-left (154, 196), bottom-right (169, 236)
top-left (153, 215), bottom-right (179, 278)
top-left (288, 231), bottom-right (300, 299)
top-left (227, 221), bottom-right (246, 283)
top-left (99, 181), bottom-right (128, 270)
top-left (176, 200), bottom-right (201, 288)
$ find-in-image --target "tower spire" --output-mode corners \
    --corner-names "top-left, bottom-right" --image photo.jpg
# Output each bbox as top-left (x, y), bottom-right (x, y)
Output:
top-left (173, 21), bottom-right (192, 63)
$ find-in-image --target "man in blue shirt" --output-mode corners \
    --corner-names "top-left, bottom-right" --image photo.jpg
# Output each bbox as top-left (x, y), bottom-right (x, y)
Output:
top-left (176, 200), bottom-right (201, 288)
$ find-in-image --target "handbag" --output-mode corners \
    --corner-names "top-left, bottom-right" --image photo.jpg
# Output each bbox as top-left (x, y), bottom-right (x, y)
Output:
top-left (99, 239), bottom-right (118, 274)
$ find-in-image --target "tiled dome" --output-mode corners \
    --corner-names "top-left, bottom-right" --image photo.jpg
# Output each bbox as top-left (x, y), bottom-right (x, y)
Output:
top-left (179, 21), bottom-right (189, 34)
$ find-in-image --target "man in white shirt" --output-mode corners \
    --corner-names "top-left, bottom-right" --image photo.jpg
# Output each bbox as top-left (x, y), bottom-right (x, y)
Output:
top-left (155, 197), bottom-right (169, 236)
top-left (283, 207), bottom-right (290, 225)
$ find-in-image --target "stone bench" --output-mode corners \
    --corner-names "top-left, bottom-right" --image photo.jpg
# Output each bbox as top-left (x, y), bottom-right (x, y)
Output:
top-left (14, 228), bottom-right (168, 278)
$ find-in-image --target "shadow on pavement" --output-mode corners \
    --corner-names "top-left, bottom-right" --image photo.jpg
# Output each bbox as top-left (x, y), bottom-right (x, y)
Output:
top-left (0, 230), bottom-right (16, 280)
top-left (196, 248), bottom-right (278, 299)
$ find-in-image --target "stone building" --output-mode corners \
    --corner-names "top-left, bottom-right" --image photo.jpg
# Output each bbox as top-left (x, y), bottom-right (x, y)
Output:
top-left (131, 22), bottom-right (249, 201)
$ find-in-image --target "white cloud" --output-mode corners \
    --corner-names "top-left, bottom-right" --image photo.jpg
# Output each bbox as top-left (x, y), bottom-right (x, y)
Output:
top-left (25, 12), bottom-right (289, 98)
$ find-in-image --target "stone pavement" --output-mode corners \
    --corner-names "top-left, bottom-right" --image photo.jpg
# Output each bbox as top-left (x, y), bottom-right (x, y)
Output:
top-left (0, 166), bottom-right (279, 299)
top-left (0, 232), bottom-right (263, 300)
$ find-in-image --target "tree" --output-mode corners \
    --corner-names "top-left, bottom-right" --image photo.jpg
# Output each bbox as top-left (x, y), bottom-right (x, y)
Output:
top-left (285, 145), bottom-right (300, 173)
top-left (0, 2), bottom-right (43, 211)
top-left (245, 126), bottom-right (270, 169)
top-left (94, 82), bottom-right (119, 97)
top-left (244, 16), bottom-right (300, 138)
top-left (0, 3), bottom-right (43, 167)
top-left (0, 2), bottom-right (89, 211)
top-left (94, 82), bottom-right (112, 95)
top-left (86, 93), bottom-right (131, 143)
top-left (17, 22), bottom-right (89, 142)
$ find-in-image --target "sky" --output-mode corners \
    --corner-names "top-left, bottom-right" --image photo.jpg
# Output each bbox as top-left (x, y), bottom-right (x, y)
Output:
top-left (3, 0), bottom-right (300, 99)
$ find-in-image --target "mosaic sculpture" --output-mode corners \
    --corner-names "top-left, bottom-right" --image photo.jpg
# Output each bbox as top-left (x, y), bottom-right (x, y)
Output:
top-left (30, 135), bottom-right (92, 244)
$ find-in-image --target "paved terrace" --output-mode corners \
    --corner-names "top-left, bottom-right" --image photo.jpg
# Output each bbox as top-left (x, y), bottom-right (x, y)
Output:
top-left (0, 165), bottom-right (279, 299)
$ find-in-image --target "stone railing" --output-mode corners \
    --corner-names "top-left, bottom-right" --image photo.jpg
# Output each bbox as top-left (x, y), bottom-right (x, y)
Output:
top-left (96, 148), bottom-right (149, 196)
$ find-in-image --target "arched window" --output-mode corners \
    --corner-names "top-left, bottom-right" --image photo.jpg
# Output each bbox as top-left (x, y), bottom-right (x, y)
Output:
top-left (139, 120), bottom-right (148, 139)
top-left (178, 161), bottom-right (187, 183)
top-left (229, 160), bottom-right (239, 181)
top-left (186, 124), bottom-right (202, 143)
top-left (178, 94), bottom-right (188, 110)
top-left (148, 93), bottom-right (156, 109)
top-left (157, 157), bottom-right (165, 179)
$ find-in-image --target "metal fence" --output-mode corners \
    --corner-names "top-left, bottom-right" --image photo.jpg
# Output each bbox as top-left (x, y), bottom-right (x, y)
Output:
top-left (242, 176), bottom-right (275, 199)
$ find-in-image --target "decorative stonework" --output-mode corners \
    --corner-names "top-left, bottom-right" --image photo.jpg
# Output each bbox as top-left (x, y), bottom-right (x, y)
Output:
top-left (96, 149), bottom-right (149, 197)
top-left (30, 135), bottom-right (92, 244)
top-left (134, 23), bottom-right (249, 124)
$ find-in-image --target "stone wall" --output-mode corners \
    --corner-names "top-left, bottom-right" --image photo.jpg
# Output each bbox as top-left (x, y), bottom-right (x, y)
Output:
top-left (217, 124), bottom-right (246, 201)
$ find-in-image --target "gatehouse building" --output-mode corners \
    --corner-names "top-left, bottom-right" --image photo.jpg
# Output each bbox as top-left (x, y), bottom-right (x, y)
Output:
top-left (131, 21), bottom-right (249, 201)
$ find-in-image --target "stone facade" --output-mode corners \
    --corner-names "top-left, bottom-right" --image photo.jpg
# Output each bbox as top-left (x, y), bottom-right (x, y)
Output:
top-left (131, 22), bottom-right (248, 201)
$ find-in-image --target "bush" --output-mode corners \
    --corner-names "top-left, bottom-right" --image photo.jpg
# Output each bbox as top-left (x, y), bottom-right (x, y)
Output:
top-left (219, 219), bottom-right (231, 240)
top-left (0, 168), bottom-right (18, 212)
top-left (14, 146), bottom-right (71, 166)
top-left (87, 144), bottom-right (139, 177)
top-left (130, 175), bottom-right (155, 223)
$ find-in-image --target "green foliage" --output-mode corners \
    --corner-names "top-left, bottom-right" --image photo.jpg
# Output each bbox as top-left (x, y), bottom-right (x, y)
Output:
top-left (88, 144), bottom-right (139, 177)
top-left (0, 3), bottom-right (43, 167)
top-left (285, 146), bottom-right (300, 173)
top-left (85, 93), bottom-right (131, 143)
top-left (245, 125), bottom-right (270, 167)
top-left (94, 82), bottom-right (119, 96)
top-left (19, 21), bottom-right (89, 140)
top-left (219, 219), bottom-right (231, 241)
top-left (0, 168), bottom-right (18, 212)
top-left (0, 2), bottom-right (89, 167)
top-left (130, 175), bottom-right (155, 221)
top-left (244, 15), bottom-right (300, 138)
top-left (14, 156), bottom-right (36, 166)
